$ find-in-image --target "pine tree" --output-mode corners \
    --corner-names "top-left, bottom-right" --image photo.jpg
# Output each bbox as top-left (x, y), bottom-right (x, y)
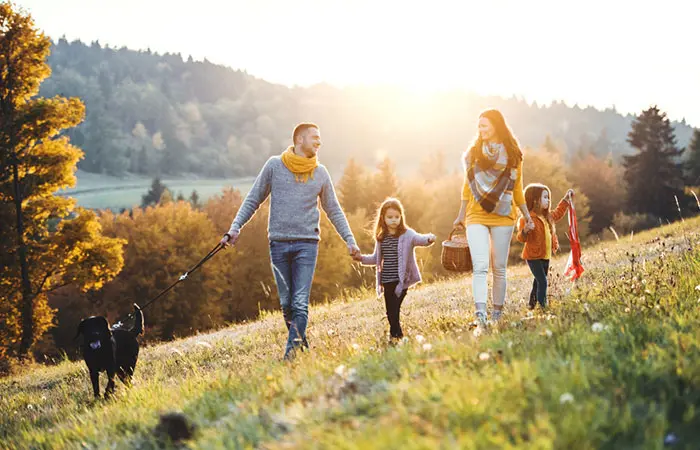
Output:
top-left (142, 177), bottom-right (168, 207)
top-left (684, 129), bottom-right (700, 186)
top-left (0, 3), bottom-right (125, 358)
top-left (337, 158), bottom-right (366, 214)
top-left (623, 106), bottom-right (685, 219)
top-left (189, 189), bottom-right (200, 208)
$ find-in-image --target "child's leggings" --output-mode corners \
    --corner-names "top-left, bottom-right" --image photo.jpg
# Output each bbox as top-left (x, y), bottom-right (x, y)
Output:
top-left (382, 281), bottom-right (408, 338)
top-left (527, 259), bottom-right (550, 307)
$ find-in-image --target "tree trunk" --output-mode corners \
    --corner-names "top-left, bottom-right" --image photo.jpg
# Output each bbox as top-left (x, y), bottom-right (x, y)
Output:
top-left (13, 160), bottom-right (34, 358)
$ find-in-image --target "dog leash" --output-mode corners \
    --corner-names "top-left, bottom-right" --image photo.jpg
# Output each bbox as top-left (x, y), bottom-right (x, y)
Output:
top-left (112, 242), bottom-right (225, 329)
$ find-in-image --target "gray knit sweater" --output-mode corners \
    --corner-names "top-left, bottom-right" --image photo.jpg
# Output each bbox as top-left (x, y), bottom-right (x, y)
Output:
top-left (228, 156), bottom-right (356, 245)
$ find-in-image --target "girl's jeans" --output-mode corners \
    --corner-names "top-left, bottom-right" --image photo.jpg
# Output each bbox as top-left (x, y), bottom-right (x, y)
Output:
top-left (527, 259), bottom-right (550, 308)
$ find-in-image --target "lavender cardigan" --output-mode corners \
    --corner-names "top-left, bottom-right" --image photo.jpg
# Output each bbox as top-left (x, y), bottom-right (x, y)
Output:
top-left (360, 228), bottom-right (434, 297)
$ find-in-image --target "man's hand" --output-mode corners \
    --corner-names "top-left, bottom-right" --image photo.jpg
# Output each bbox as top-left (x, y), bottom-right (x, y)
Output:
top-left (427, 233), bottom-right (437, 244)
top-left (566, 189), bottom-right (575, 201)
top-left (220, 229), bottom-right (240, 248)
top-left (348, 243), bottom-right (361, 260)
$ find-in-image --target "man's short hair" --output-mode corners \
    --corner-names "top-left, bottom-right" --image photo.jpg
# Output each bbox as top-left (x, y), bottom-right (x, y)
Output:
top-left (293, 123), bottom-right (319, 144)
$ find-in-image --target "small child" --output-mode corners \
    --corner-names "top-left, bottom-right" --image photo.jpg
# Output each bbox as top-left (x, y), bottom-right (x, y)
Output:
top-left (516, 184), bottom-right (574, 309)
top-left (356, 198), bottom-right (436, 341)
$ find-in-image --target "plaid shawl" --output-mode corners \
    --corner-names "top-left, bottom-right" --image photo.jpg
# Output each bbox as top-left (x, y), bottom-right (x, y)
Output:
top-left (466, 143), bottom-right (517, 216)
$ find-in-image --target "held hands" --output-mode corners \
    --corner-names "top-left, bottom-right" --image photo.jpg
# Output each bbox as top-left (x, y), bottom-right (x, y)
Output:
top-left (523, 217), bottom-right (535, 234)
top-left (348, 243), bottom-right (362, 261)
top-left (453, 215), bottom-right (465, 228)
top-left (220, 229), bottom-right (240, 248)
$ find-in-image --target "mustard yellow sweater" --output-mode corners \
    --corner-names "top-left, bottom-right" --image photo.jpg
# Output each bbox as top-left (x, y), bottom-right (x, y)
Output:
top-left (461, 160), bottom-right (526, 227)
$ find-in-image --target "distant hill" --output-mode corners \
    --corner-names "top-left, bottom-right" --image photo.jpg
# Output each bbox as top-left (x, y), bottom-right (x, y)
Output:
top-left (40, 38), bottom-right (696, 178)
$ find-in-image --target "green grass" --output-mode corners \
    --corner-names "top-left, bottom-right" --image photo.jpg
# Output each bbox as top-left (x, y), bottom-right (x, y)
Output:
top-left (58, 170), bottom-right (255, 210)
top-left (2, 218), bottom-right (700, 449)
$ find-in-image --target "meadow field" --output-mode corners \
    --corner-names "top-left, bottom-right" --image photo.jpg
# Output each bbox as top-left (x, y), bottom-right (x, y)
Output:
top-left (58, 171), bottom-right (255, 210)
top-left (2, 218), bottom-right (699, 449)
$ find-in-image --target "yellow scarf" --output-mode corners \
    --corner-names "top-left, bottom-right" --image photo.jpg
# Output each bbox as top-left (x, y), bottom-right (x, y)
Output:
top-left (280, 146), bottom-right (318, 183)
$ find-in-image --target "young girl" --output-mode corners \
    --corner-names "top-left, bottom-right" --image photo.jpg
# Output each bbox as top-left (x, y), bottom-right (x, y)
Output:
top-left (356, 198), bottom-right (436, 341)
top-left (516, 184), bottom-right (574, 309)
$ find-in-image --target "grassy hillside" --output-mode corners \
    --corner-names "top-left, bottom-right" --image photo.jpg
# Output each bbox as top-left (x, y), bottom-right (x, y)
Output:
top-left (2, 217), bottom-right (699, 449)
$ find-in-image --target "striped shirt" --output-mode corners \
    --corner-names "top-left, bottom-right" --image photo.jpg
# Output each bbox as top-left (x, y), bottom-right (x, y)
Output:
top-left (380, 235), bottom-right (400, 283)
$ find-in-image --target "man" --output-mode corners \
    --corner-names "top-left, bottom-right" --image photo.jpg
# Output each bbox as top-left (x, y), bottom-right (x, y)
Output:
top-left (220, 123), bottom-right (360, 360)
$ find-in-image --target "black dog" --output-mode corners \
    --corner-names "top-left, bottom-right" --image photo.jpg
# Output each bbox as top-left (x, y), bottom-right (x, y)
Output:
top-left (75, 303), bottom-right (144, 399)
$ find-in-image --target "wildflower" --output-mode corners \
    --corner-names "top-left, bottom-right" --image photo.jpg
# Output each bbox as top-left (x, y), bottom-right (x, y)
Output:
top-left (334, 365), bottom-right (346, 377)
top-left (591, 322), bottom-right (605, 332)
top-left (472, 327), bottom-right (482, 338)
top-left (478, 352), bottom-right (490, 361)
top-left (415, 335), bottom-right (426, 344)
top-left (559, 393), bottom-right (574, 404)
top-left (327, 329), bottom-right (336, 336)
top-left (507, 341), bottom-right (513, 349)
top-left (351, 343), bottom-right (360, 351)
top-left (544, 329), bottom-right (553, 338)
top-left (422, 343), bottom-right (433, 351)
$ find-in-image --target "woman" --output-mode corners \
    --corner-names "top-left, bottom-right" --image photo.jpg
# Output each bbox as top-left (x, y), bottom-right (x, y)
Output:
top-left (454, 109), bottom-right (534, 325)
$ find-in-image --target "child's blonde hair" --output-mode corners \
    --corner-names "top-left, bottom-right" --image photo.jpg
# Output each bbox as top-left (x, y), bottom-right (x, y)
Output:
top-left (524, 183), bottom-right (555, 235)
top-left (373, 198), bottom-right (408, 241)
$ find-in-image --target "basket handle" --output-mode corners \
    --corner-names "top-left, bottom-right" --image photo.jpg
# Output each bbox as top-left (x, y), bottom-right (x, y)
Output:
top-left (449, 223), bottom-right (466, 241)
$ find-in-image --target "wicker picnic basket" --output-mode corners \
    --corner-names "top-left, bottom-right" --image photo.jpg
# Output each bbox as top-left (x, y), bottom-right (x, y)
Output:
top-left (441, 225), bottom-right (473, 272)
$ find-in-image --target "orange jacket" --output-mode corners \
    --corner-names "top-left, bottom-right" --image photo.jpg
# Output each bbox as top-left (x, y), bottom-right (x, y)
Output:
top-left (516, 198), bottom-right (570, 260)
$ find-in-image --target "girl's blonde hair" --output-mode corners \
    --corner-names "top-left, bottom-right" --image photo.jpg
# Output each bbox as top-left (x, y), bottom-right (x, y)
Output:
top-left (374, 198), bottom-right (408, 241)
top-left (524, 183), bottom-right (555, 235)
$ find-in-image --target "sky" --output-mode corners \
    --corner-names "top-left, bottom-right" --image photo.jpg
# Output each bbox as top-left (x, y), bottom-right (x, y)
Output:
top-left (15, 0), bottom-right (700, 127)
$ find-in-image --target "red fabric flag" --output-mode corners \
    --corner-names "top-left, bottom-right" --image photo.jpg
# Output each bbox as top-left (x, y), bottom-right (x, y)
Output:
top-left (564, 199), bottom-right (585, 281)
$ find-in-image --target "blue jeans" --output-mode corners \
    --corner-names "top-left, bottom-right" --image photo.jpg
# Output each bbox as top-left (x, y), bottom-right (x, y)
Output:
top-left (527, 259), bottom-right (550, 308)
top-left (269, 240), bottom-right (319, 358)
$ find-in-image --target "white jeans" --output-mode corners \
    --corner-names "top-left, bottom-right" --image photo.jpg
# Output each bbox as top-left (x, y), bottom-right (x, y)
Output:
top-left (467, 224), bottom-right (514, 308)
